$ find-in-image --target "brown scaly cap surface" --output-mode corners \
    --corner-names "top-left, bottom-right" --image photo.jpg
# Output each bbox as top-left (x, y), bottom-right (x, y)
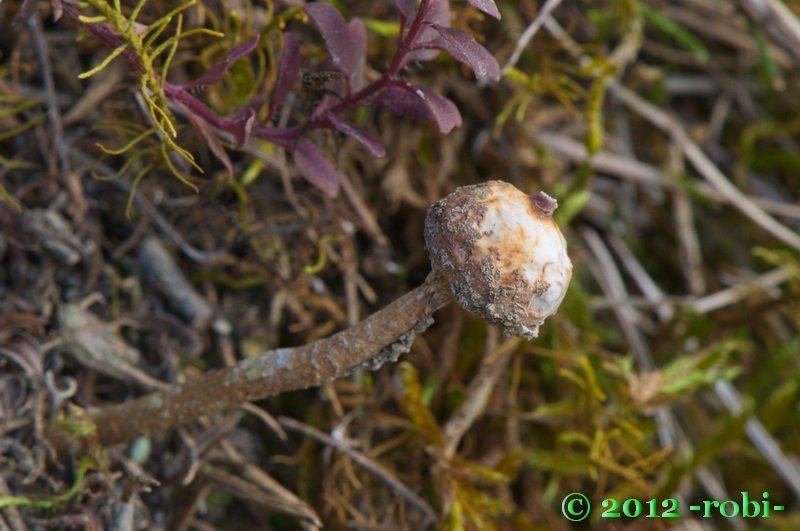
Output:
top-left (424, 181), bottom-right (573, 338)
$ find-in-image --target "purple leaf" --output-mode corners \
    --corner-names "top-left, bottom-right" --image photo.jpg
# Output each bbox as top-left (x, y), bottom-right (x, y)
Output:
top-left (374, 86), bottom-right (433, 121)
top-left (225, 107), bottom-right (256, 148)
top-left (374, 83), bottom-right (462, 134)
top-left (305, 3), bottom-right (367, 94)
top-left (467, 0), bottom-right (500, 19)
top-left (421, 0), bottom-right (451, 26)
top-left (407, 0), bottom-right (451, 63)
top-left (184, 37), bottom-right (260, 90)
top-left (415, 86), bottom-right (462, 133)
top-left (175, 101), bottom-right (234, 177)
top-left (391, 0), bottom-right (417, 20)
top-left (293, 138), bottom-right (341, 197)
top-left (418, 25), bottom-right (500, 82)
top-left (269, 33), bottom-right (300, 115)
top-left (346, 18), bottom-right (367, 92)
top-left (324, 111), bottom-right (386, 157)
top-left (167, 84), bottom-right (255, 147)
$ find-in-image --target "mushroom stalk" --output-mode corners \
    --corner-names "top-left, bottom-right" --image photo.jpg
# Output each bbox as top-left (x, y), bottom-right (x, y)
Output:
top-left (48, 180), bottom-right (572, 453)
top-left (49, 273), bottom-right (452, 451)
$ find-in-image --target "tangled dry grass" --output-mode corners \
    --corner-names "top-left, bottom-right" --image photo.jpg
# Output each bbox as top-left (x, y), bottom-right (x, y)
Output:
top-left (2, 0), bottom-right (800, 529)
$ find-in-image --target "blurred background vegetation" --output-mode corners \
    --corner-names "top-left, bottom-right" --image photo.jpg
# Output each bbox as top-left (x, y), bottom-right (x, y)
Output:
top-left (1, 0), bottom-right (800, 529)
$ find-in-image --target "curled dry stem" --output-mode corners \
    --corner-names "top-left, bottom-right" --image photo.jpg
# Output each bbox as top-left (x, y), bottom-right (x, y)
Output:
top-left (47, 273), bottom-right (453, 453)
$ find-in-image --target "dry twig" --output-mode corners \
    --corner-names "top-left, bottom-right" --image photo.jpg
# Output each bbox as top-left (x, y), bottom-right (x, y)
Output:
top-left (279, 416), bottom-right (436, 526)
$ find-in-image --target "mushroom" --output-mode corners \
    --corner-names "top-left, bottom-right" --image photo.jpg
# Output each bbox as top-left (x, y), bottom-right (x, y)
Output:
top-left (48, 181), bottom-right (572, 451)
top-left (425, 180), bottom-right (572, 338)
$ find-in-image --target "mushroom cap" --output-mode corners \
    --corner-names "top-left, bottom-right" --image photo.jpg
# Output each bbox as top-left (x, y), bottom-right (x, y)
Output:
top-left (424, 181), bottom-right (573, 338)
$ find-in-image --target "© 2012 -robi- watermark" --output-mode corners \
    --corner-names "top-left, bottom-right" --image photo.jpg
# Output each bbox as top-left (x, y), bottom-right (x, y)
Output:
top-left (561, 491), bottom-right (784, 522)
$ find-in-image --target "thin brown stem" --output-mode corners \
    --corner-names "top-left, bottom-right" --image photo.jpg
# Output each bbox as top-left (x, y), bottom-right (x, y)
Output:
top-left (278, 416), bottom-right (437, 525)
top-left (49, 275), bottom-right (452, 452)
top-left (441, 329), bottom-right (518, 459)
top-left (28, 11), bottom-right (70, 175)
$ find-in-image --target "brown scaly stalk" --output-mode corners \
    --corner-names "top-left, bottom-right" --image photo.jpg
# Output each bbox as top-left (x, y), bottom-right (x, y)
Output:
top-left (47, 181), bottom-right (573, 453)
top-left (48, 273), bottom-right (452, 453)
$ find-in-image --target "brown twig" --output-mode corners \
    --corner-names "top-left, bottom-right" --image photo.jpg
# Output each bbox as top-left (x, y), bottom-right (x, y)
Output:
top-left (48, 274), bottom-right (452, 451)
top-left (668, 145), bottom-right (706, 296)
top-left (609, 81), bottom-right (800, 251)
top-left (737, 0), bottom-right (800, 65)
top-left (441, 327), bottom-right (517, 459)
top-left (278, 416), bottom-right (437, 526)
top-left (543, 15), bottom-right (800, 251)
top-left (68, 148), bottom-right (229, 264)
top-left (499, 0), bottom-right (564, 77)
top-left (581, 228), bottom-right (655, 371)
top-left (26, 12), bottom-right (69, 176)
top-left (536, 130), bottom-right (800, 220)
top-left (714, 379), bottom-right (800, 499)
top-left (137, 236), bottom-right (213, 330)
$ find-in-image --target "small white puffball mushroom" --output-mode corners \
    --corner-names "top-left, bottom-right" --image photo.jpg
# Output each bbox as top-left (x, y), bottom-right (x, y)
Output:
top-left (424, 180), bottom-right (573, 338)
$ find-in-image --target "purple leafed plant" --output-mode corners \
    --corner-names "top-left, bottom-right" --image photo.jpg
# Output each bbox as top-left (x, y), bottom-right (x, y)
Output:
top-left (65, 0), bottom-right (501, 197)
